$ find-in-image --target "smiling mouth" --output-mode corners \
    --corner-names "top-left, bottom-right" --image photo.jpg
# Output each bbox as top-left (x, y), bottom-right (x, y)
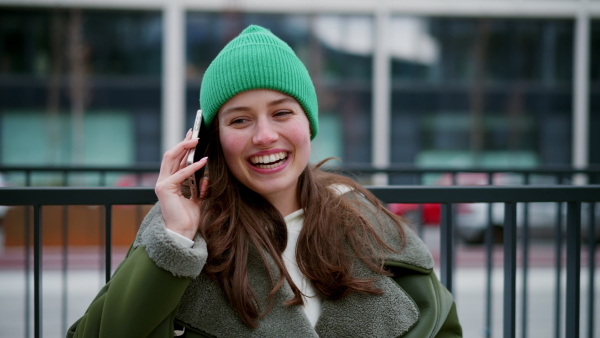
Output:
top-left (249, 151), bottom-right (288, 169)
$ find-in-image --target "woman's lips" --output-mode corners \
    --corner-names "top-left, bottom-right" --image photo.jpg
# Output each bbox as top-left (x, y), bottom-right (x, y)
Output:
top-left (249, 151), bottom-right (288, 169)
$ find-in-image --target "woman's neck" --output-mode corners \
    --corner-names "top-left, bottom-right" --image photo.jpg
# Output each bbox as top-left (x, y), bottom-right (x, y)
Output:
top-left (263, 189), bottom-right (301, 217)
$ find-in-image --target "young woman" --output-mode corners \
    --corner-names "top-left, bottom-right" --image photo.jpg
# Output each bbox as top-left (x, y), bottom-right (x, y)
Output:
top-left (68, 25), bottom-right (462, 337)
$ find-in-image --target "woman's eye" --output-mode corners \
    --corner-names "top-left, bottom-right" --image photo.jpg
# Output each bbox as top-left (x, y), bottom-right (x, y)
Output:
top-left (230, 118), bottom-right (249, 125)
top-left (274, 110), bottom-right (292, 117)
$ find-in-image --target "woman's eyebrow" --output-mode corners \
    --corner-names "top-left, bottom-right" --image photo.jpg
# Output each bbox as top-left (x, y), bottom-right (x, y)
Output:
top-left (221, 97), bottom-right (296, 116)
top-left (268, 97), bottom-right (296, 107)
top-left (221, 105), bottom-right (251, 117)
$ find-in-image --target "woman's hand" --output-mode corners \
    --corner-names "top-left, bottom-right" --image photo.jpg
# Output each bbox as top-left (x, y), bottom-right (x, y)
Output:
top-left (155, 130), bottom-right (208, 240)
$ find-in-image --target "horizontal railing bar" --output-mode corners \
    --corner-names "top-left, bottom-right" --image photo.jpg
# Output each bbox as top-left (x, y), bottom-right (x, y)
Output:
top-left (1, 185), bottom-right (600, 205)
top-left (0, 187), bottom-right (158, 205)
top-left (368, 186), bottom-right (600, 203)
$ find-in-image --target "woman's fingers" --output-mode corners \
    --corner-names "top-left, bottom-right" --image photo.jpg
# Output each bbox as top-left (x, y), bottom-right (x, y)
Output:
top-left (155, 157), bottom-right (207, 201)
top-left (158, 137), bottom-right (199, 182)
top-left (165, 157), bottom-right (208, 187)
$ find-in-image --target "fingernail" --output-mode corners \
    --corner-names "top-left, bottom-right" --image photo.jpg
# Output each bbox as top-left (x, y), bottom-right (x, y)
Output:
top-left (186, 128), bottom-right (192, 137)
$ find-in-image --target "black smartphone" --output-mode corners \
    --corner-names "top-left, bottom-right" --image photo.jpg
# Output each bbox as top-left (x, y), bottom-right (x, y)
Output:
top-left (186, 110), bottom-right (209, 198)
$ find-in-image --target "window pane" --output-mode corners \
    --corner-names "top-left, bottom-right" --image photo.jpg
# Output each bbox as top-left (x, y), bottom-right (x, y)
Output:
top-left (390, 17), bottom-right (573, 172)
top-left (590, 20), bottom-right (600, 167)
top-left (0, 8), bottom-right (162, 181)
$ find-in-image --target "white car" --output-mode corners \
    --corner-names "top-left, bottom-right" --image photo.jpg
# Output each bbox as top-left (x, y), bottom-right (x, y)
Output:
top-left (446, 173), bottom-right (599, 244)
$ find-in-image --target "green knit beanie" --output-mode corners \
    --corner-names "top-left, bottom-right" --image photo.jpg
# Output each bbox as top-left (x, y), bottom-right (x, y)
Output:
top-left (200, 25), bottom-right (319, 139)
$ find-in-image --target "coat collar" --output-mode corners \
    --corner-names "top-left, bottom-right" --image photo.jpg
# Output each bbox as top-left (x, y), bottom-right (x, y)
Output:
top-left (176, 193), bottom-right (434, 337)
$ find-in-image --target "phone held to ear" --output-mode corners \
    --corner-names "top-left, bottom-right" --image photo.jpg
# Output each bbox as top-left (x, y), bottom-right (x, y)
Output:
top-left (186, 110), bottom-right (209, 198)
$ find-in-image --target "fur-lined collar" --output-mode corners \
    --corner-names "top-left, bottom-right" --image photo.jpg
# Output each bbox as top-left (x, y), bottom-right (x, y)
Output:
top-left (135, 193), bottom-right (434, 337)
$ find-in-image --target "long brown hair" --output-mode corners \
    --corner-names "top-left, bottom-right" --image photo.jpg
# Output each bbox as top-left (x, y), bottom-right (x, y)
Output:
top-left (198, 119), bottom-right (406, 327)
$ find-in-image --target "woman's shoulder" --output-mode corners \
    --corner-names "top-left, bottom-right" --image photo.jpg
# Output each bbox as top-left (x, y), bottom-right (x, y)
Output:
top-left (331, 184), bottom-right (435, 271)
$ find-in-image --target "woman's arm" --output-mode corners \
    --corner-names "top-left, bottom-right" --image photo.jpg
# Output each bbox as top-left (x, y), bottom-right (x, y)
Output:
top-left (67, 203), bottom-right (208, 337)
top-left (66, 246), bottom-right (191, 337)
top-left (67, 131), bottom-right (210, 337)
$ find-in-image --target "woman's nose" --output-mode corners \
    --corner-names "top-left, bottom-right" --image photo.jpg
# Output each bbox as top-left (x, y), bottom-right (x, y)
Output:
top-left (252, 119), bottom-right (278, 145)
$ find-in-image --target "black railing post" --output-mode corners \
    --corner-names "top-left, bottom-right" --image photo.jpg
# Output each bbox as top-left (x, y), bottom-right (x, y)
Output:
top-left (565, 202), bottom-right (581, 337)
top-left (588, 202), bottom-right (596, 338)
top-left (554, 175), bottom-right (565, 338)
top-left (25, 206), bottom-right (31, 338)
top-left (484, 173), bottom-right (494, 338)
top-left (521, 173), bottom-right (531, 338)
top-left (33, 204), bottom-right (42, 338)
top-left (61, 206), bottom-right (69, 336)
top-left (105, 205), bottom-right (112, 283)
top-left (440, 203), bottom-right (454, 294)
top-left (503, 202), bottom-right (517, 338)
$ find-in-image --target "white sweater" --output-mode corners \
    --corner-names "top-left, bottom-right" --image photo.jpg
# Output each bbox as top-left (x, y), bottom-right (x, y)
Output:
top-left (166, 210), bottom-right (323, 327)
top-left (282, 209), bottom-right (323, 327)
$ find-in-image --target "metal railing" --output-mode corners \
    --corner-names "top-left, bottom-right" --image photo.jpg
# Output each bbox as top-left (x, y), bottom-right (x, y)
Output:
top-left (0, 185), bottom-right (598, 338)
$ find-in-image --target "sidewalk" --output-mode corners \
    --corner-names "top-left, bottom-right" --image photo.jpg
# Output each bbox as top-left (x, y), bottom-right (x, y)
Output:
top-left (0, 227), bottom-right (598, 338)
top-left (1, 266), bottom-right (598, 338)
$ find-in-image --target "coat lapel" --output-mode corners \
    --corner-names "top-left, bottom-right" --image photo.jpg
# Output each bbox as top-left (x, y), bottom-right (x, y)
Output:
top-left (176, 247), bottom-right (318, 337)
top-left (176, 192), bottom-right (433, 337)
top-left (176, 241), bottom-right (424, 338)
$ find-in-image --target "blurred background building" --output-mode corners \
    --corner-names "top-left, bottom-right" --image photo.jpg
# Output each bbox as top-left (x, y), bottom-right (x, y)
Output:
top-left (0, 0), bottom-right (598, 184)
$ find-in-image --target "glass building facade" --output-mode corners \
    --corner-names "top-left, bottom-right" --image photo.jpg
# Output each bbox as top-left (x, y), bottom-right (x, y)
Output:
top-left (0, 8), bottom-right (163, 168)
top-left (591, 19), bottom-right (600, 165)
top-left (390, 17), bottom-right (574, 168)
top-left (0, 4), bottom-right (598, 178)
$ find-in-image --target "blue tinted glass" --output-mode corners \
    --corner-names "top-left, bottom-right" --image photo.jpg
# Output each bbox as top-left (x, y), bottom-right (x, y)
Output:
top-left (390, 17), bottom-right (574, 170)
top-left (590, 20), bottom-right (600, 165)
top-left (0, 8), bottom-right (162, 76)
top-left (0, 8), bottom-right (163, 170)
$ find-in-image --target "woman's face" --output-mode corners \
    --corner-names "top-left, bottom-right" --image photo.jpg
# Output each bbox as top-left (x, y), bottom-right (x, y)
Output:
top-left (217, 89), bottom-right (311, 214)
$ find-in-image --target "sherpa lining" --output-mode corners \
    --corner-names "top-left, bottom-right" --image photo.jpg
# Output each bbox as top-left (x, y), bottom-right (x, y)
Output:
top-left (359, 193), bottom-right (435, 271)
top-left (133, 203), bottom-right (207, 279)
top-left (173, 191), bottom-right (431, 337)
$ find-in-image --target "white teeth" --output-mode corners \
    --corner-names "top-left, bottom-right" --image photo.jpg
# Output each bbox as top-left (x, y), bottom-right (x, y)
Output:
top-left (250, 152), bottom-right (287, 168)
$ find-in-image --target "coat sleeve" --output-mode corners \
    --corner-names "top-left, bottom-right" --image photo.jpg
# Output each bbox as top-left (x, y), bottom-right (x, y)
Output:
top-left (386, 265), bottom-right (462, 338)
top-left (67, 204), bottom-right (208, 338)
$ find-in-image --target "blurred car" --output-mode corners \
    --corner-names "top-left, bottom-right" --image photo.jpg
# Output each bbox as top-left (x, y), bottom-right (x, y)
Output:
top-left (388, 203), bottom-right (440, 226)
top-left (389, 173), bottom-right (599, 244)
top-left (457, 200), bottom-right (600, 244)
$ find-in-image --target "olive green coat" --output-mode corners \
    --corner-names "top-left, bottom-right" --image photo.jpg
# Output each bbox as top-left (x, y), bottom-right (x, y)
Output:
top-left (67, 193), bottom-right (462, 337)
